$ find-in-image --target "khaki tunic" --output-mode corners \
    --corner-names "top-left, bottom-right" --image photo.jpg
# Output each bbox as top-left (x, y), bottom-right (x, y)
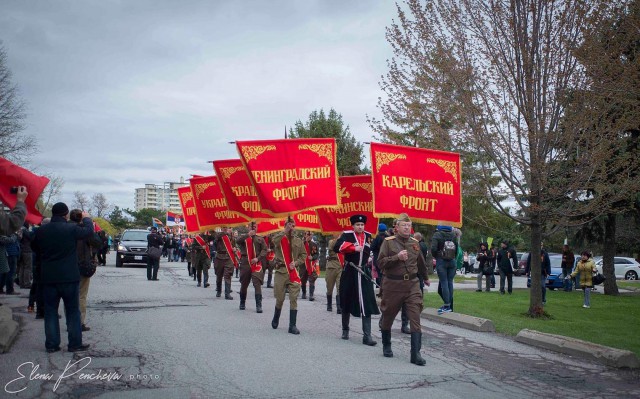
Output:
top-left (237, 233), bottom-right (268, 297)
top-left (270, 230), bottom-right (306, 310)
top-left (325, 238), bottom-right (342, 296)
top-left (378, 235), bottom-right (428, 332)
top-left (214, 232), bottom-right (236, 283)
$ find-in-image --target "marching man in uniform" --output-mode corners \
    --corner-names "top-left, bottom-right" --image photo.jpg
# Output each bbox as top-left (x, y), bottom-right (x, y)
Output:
top-left (334, 214), bottom-right (379, 346)
top-left (236, 222), bottom-right (268, 313)
top-left (270, 216), bottom-right (306, 334)
top-left (213, 227), bottom-right (239, 300)
top-left (192, 232), bottom-right (212, 288)
top-left (325, 232), bottom-right (343, 313)
top-left (377, 213), bottom-right (430, 366)
top-left (300, 231), bottom-right (319, 301)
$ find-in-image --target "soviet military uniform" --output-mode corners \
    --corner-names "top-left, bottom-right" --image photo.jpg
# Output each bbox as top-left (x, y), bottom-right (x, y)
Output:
top-left (270, 230), bottom-right (306, 334)
top-left (378, 233), bottom-right (429, 364)
top-left (325, 238), bottom-right (342, 313)
top-left (192, 233), bottom-right (213, 288)
top-left (213, 231), bottom-right (237, 299)
top-left (299, 238), bottom-right (319, 301)
top-left (237, 232), bottom-right (268, 313)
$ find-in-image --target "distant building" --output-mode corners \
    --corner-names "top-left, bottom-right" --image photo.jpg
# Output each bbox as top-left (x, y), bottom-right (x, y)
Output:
top-left (135, 178), bottom-right (188, 212)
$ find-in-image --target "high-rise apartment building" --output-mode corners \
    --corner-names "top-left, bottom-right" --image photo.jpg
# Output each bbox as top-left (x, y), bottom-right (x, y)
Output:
top-left (134, 178), bottom-right (188, 212)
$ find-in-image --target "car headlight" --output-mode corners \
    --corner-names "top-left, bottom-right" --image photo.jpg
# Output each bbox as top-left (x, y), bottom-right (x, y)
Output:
top-left (118, 244), bottom-right (128, 251)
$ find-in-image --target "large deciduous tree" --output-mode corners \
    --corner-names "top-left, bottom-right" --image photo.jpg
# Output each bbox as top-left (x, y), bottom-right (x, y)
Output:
top-left (289, 108), bottom-right (368, 176)
top-left (372, 0), bottom-right (635, 315)
top-left (0, 44), bottom-right (35, 162)
top-left (566, 0), bottom-right (640, 294)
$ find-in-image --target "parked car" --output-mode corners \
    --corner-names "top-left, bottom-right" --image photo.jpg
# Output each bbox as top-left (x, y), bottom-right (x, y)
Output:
top-left (514, 252), bottom-right (527, 276)
top-left (593, 256), bottom-right (640, 280)
top-left (116, 229), bottom-right (150, 267)
top-left (527, 255), bottom-right (564, 289)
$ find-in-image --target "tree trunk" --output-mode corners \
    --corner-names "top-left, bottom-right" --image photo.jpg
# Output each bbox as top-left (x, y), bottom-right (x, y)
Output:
top-left (602, 213), bottom-right (619, 295)
top-left (528, 218), bottom-right (544, 316)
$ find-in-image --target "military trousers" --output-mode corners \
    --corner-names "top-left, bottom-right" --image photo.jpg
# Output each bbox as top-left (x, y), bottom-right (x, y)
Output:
top-left (380, 281), bottom-right (423, 333)
top-left (299, 266), bottom-right (317, 287)
top-left (239, 264), bottom-right (264, 297)
top-left (274, 269), bottom-right (301, 310)
top-left (325, 267), bottom-right (342, 296)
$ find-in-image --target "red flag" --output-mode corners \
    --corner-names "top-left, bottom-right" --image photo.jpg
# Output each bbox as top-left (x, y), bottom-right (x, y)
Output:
top-left (279, 209), bottom-right (321, 232)
top-left (189, 175), bottom-right (248, 230)
top-left (177, 186), bottom-right (200, 233)
top-left (0, 157), bottom-right (49, 225)
top-left (94, 222), bottom-right (102, 232)
top-left (236, 138), bottom-right (339, 217)
top-left (316, 175), bottom-right (378, 234)
top-left (212, 159), bottom-right (273, 220)
top-left (370, 143), bottom-right (462, 227)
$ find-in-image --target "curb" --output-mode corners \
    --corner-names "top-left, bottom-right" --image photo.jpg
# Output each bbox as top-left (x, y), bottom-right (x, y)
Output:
top-left (516, 329), bottom-right (640, 369)
top-left (0, 305), bottom-right (19, 353)
top-left (421, 307), bottom-right (495, 332)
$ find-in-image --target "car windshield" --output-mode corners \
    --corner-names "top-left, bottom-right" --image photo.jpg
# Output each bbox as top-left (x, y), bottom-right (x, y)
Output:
top-left (549, 256), bottom-right (563, 269)
top-left (121, 231), bottom-right (149, 242)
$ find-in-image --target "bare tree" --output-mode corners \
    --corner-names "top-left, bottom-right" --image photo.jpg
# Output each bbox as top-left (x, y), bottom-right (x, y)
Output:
top-left (0, 43), bottom-right (36, 162)
top-left (37, 174), bottom-right (64, 216)
top-left (91, 193), bottom-right (110, 218)
top-left (372, 0), bottom-right (634, 315)
top-left (72, 191), bottom-right (91, 213)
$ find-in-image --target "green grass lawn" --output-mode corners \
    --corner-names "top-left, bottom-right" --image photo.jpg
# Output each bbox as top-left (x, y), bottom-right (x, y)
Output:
top-left (423, 288), bottom-right (640, 356)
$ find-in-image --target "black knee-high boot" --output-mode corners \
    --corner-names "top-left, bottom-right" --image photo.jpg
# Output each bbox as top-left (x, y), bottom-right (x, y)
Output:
top-left (326, 294), bottom-right (332, 311)
top-left (382, 330), bottom-right (393, 357)
top-left (272, 307), bottom-right (281, 329)
top-left (410, 332), bottom-right (426, 366)
top-left (362, 316), bottom-right (377, 346)
top-left (341, 311), bottom-right (349, 339)
top-left (288, 310), bottom-right (300, 334)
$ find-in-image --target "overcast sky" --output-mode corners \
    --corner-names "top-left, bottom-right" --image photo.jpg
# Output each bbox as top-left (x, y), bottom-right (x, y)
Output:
top-left (0, 1), bottom-right (399, 212)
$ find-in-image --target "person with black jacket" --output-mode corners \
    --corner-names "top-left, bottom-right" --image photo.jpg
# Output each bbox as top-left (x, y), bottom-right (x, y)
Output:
top-left (431, 225), bottom-right (458, 314)
top-left (526, 248), bottom-right (551, 304)
top-left (147, 227), bottom-right (164, 281)
top-left (31, 202), bottom-right (94, 353)
top-left (497, 240), bottom-right (517, 295)
top-left (476, 242), bottom-right (494, 292)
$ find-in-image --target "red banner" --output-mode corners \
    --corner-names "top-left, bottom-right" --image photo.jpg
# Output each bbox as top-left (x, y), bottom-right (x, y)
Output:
top-left (190, 175), bottom-right (248, 230)
top-left (0, 157), bottom-right (49, 225)
top-left (236, 138), bottom-right (340, 217)
top-left (316, 175), bottom-right (378, 234)
top-left (256, 219), bottom-right (283, 236)
top-left (279, 209), bottom-right (322, 233)
top-left (371, 143), bottom-right (462, 227)
top-left (177, 186), bottom-right (200, 233)
top-left (212, 159), bottom-right (273, 220)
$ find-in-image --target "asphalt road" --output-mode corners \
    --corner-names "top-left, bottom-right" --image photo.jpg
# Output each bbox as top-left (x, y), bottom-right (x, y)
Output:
top-left (1, 253), bottom-right (638, 399)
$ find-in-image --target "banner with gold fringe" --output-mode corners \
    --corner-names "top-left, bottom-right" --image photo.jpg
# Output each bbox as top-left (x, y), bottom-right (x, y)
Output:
top-left (316, 175), bottom-right (378, 234)
top-left (177, 186), bottom-right (200, 233)
top-left (370, 142), bottom-right (462, 227)
top-left (212, 159), bottom-right (273, 220)
top-left (189, 175), bottom-right (248, 230)
top-left (236, 138), bottom-right (340, 217)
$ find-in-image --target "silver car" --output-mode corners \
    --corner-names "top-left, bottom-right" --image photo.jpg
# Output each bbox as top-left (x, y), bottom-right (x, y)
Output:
top-left (593, 256), bottom-right (640, 280)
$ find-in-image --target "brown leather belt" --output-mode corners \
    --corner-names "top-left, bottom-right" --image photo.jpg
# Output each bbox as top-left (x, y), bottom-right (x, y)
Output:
top-left (385, 273), bottom-right (418, 281)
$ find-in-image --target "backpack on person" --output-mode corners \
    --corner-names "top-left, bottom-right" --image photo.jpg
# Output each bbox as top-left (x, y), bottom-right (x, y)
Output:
top-left (442, 240), bottom-right (456, 260)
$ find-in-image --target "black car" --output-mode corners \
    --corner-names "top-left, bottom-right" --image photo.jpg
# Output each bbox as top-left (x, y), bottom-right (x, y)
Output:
top-left (116, 229), bottom-right (151, 267)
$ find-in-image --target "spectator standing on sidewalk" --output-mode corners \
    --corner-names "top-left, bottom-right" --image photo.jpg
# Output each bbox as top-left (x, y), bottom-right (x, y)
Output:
top-left (28, 218), bottom-right (49, 317)
top-left (0, 186), bottom-right (28, 305)
top-left (4, 232), bottom-right (20, 294)
top-left (18, 223), bottom-right (34, 288)
top-left (70, 209), bottom-right (101, 332)
top-left (31, 202), bottom-right (94, 353)
top-left (431, 225), bottom-right (458, 314)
